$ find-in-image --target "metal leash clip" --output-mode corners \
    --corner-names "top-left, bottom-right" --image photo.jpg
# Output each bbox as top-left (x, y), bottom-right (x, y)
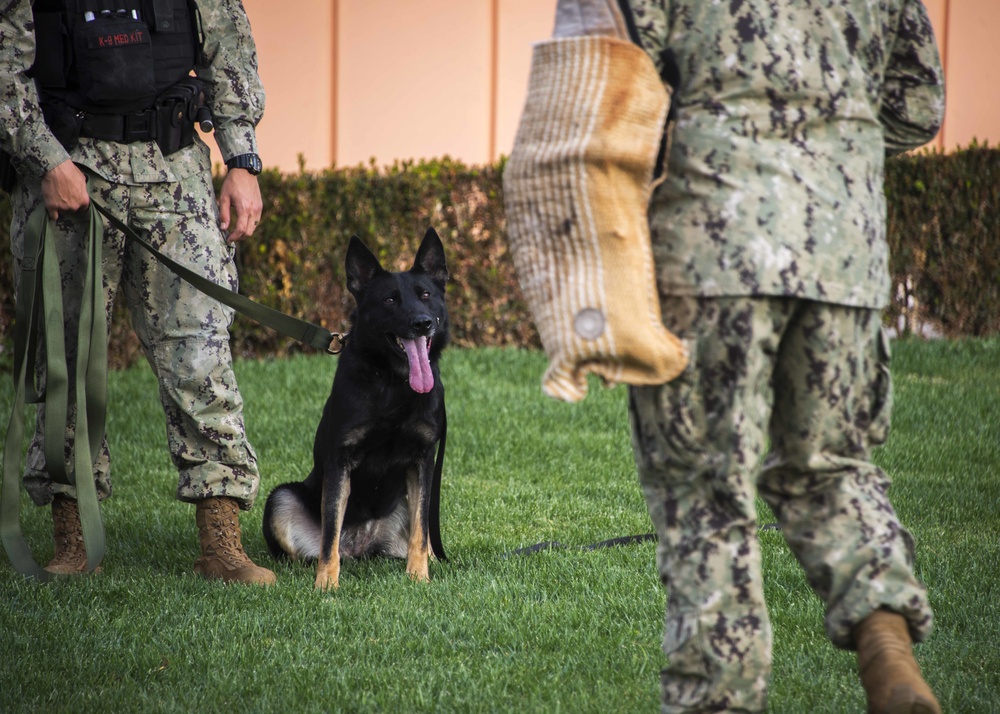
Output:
top-left (327, 332), bottom-right (348, 355)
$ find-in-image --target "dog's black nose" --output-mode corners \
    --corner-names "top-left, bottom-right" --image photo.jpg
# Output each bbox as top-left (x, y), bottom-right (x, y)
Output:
top-left (412, 316), bottom-right (434, 335)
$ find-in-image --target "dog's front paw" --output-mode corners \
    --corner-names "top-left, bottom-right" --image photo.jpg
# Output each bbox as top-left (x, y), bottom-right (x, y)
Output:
top-left (314, 562), bottom-right (340, 591)
top-left (406, 559), bottom-right (430, 583)
top-left (314, 572), bottom-right (339, 590)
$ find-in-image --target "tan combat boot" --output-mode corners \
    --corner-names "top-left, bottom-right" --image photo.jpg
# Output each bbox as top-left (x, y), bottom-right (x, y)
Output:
top-left (46, 495), bottom-right (101, 574)
top-left (856, 610), bottom-right (940, 714)
top-left (194, 497), bottom-right (276, 586)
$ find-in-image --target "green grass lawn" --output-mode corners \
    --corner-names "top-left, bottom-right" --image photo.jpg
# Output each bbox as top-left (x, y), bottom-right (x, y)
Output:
top-left (1, 339), bottom-right (998, 713)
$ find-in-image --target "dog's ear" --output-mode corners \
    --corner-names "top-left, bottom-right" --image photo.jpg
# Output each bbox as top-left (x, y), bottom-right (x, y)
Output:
top-left (412, 227), bottom-right (448, 289)
top-left (346, 236), bottom-right (384, 297)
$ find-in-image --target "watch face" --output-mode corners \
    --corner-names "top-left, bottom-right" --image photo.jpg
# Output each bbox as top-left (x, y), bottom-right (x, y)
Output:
top-left (247, 154), bottom-right (262, 174)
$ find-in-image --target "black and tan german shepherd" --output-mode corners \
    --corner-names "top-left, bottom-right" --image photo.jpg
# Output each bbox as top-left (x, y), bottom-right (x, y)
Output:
top-left (262, 229), bottom-right (449, 590)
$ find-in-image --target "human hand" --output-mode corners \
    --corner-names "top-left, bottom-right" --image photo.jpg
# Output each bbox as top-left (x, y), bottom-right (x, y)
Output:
top-left (217, 168), bottom-right (262, 243)
top-left (40, 160), bottom-right (90, 221)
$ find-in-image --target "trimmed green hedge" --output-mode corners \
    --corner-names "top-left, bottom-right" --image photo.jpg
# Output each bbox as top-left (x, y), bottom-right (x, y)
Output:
top-left (0, 158), bottom-right (536, 369)
top-left (885, 142), bottom-right (999, 337)
top-left (1, 146), bottom-right (997, 368)
top-left (222, 157), bottom-right (537, 361)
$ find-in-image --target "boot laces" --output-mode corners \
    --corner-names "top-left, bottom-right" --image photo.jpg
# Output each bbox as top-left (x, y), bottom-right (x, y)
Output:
top-left (202, 504), bottom-right (251, 566)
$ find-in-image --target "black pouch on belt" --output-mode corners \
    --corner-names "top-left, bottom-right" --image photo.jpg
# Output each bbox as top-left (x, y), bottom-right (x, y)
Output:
top-left (153, 77), bottom-right (206, 155)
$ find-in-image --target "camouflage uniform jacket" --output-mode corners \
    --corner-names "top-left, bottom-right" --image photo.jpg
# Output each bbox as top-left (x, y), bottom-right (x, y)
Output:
top-left (627, 0), bottom-right (945, 308)
top-left (0, 0), bottom-right (264, 184)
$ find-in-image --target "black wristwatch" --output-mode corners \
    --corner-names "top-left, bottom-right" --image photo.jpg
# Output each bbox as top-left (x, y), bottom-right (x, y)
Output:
top-left (225, 153), bottom-right (262, 175)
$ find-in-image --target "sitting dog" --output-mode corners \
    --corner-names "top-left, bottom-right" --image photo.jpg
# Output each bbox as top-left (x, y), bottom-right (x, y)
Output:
top-left (262, 229), bottom-right (449, 590)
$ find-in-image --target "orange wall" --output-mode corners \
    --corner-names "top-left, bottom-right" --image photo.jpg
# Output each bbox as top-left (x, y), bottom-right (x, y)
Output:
top-left (218, 0), bottom-right (557, 171)
top-left (230, 0), bottom-right (998, 173)
top-left (234, 0), bottom-right (333, 172)
top-left (494, 0), bottom-right (561, 164)
top-left (924, 0), bottom-right (1000, 151)
top-left (335, 0), bottom-right (494, 167)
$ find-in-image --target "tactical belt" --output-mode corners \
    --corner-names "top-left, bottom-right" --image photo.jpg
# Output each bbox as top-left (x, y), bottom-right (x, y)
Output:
top-left (79, 110), bottom-right (160, 145)
top-left (2, 193), bottom-right (342, 581)
top-left (73, 76), bottom-right (211, 155)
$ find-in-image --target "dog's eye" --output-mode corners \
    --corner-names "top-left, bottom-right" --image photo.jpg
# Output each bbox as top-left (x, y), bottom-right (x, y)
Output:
top-left (419, 290), bottom-right (430, 300)
top-left (384, 296), bottom-right (396, 305)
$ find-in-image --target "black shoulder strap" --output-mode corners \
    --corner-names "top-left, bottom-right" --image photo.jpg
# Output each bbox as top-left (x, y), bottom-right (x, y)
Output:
top-left (615, 0), bottom-right (674, 176)
top-left (188, 0), bottom-right (206, 65)
top-left (615, 0), bottom-right (679, 94)
top-left (616, 0), bottom-right (643, 46)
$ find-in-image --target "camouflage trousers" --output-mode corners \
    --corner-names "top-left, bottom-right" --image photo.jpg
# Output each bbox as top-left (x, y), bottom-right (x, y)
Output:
top-left (628, 296), bottom-right (932, 713)
top-left (10, 167), bottom-right (260, 510)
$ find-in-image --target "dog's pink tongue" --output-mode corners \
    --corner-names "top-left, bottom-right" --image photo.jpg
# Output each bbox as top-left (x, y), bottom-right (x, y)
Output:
top-left (402, 337), bottom-right (434, 393)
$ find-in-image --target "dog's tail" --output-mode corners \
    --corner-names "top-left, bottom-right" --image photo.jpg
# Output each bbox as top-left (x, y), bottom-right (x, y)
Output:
top-left (262, 482), bottom-right (322, 562)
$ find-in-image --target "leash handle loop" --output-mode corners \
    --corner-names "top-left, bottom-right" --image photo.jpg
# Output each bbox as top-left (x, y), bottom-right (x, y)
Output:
top-left (3, 196), bottom-right (338, 579)
top-left (2, 203), bottom-right (106, 580)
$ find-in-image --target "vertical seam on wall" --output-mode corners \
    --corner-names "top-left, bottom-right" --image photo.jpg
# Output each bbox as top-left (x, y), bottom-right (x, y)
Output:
top-left (331, 0), bottom-right (339, 166)
top-left (489, 0), bottom-right (499, 162)
top-left (938, 0), bottom-right (950, 151)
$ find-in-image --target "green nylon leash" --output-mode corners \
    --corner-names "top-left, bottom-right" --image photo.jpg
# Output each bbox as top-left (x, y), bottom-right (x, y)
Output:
top-left (2, 203), bottom-right (106, 580)
top-left (89, 201), bottom-right (342, 354)
top-left (2, 197), bottom-right (339, 580)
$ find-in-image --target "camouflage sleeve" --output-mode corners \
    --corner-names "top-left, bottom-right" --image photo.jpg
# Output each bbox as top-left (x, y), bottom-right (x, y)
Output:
top-left (0, 0), bottom-right (72, 177)
top-left (195, 0), bottom-right (266, 162)
top-left (880, 0), bottom-right (945, 156)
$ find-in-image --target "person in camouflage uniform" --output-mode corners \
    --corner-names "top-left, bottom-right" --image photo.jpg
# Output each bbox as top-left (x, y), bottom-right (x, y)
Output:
top-left (0, 0), bottom-right (274, 585)
top-left (619, 1), bottom-right (945, 712)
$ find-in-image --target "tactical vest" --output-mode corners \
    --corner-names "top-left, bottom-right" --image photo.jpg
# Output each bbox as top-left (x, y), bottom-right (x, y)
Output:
top-left (29, 0), bottom-right (202, 115)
